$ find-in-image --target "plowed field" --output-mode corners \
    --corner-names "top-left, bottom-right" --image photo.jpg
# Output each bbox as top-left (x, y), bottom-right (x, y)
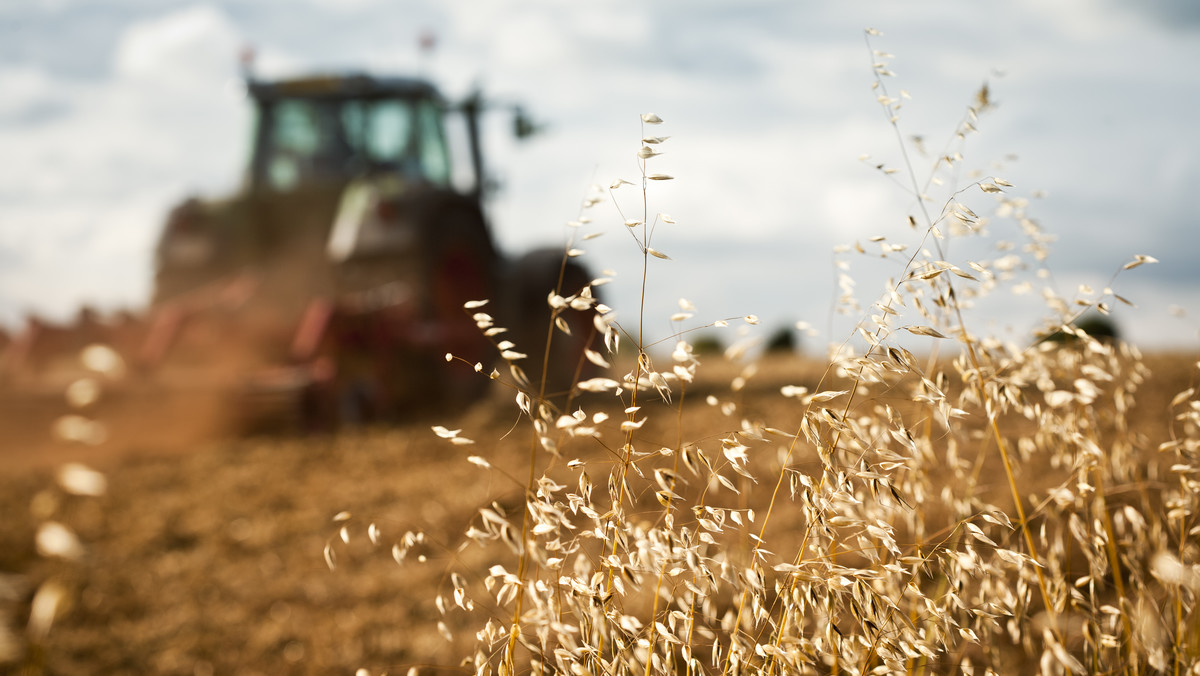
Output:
top-left (0, 352), bottom-right (1193, 674)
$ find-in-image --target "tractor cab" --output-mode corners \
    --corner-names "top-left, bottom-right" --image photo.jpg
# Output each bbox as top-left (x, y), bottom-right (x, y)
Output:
top-left (244, 75), bottom-right (463, 195)
top-left (153, 74), bottom-right (497, 304)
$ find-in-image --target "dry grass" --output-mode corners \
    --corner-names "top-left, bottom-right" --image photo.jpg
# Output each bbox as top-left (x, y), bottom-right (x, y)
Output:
top-left (0, 350), bottom-right (1195, 674)
top-left (401, 34), bottom-right (1200, 675)
top-left (3, 30), bottom-right (1200, 676)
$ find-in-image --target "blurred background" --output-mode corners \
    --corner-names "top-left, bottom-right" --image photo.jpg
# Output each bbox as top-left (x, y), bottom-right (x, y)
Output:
top-left (1, 4), bottom-right (1199, 671)
top-left (2, 0), bottom-right (1198, 351)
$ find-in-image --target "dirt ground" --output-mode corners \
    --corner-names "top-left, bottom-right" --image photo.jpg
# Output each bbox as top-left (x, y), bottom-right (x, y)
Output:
top-left (0, 351), bottom-right (1194, 674)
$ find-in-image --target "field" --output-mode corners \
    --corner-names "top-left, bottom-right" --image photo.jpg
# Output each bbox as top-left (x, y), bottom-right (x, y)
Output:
top-left (0, 348), bottom-right (1196, 674)
top-left (0, 353), bottom-right (823, 675)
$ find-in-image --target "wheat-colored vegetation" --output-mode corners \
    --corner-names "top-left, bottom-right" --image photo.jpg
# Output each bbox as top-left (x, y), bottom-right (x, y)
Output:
top-left (397, 34), bottom-right (1200, 675)
top-left (2, 31), bottom-right (1198, 675)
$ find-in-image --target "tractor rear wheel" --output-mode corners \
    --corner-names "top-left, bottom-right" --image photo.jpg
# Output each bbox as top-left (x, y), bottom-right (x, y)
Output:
top-left (503, 248), bottom-right (601, 407)
top-left (419, 202), bottom-right (499, 408)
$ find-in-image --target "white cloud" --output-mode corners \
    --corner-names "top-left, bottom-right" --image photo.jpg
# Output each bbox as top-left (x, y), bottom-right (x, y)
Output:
top-left (0, 4), bottom-right (251, 327)
top-left (0, 66), bottom-right (66, 123)
top-left (113, 4), bottom-right (242, 88)
top-left (307, 0), bottom-right (386, 11)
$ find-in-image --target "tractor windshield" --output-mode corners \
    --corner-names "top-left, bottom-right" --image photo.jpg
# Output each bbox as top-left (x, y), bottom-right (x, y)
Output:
top-left (254, 95), bottom-right (452, 191)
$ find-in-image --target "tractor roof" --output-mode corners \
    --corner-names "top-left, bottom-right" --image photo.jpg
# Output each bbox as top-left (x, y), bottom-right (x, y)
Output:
top-left (246, 74), bottom-right (444, 103)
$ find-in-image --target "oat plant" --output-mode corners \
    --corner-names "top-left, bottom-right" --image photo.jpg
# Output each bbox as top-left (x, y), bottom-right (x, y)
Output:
top-left (334, 29), bottom-right (1199, 676)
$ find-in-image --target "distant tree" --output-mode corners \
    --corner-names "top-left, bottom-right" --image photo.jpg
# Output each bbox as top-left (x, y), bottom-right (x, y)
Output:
top-left (1043, 313), bottom-right (1120, 344)
top-left (1076, 314), bottom-right (1120, 340)
top-left (690, 333), bottom-right (724, 355)
top-left (766, 326), bottom-right (799, 354)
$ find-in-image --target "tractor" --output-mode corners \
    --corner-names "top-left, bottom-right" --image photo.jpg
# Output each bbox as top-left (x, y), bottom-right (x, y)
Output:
top-left (1, 72), bottom-right (598, 442)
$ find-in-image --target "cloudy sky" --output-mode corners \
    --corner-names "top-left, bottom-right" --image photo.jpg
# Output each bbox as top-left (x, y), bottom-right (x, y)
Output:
top-left (2, 1), bottom-right (1198, 353)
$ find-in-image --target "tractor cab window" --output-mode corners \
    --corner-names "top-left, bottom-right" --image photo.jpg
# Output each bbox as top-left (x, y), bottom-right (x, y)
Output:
top-left (341, 98), bottom-right (452, 186)
top-left (257, 94), bottom-right (453, 192)
top-left (344, 100), bottom-right (409, 166)
top-left (262, 99), bottom-right (349, 191)
top-left (414, 99), bottom-right (451, 185)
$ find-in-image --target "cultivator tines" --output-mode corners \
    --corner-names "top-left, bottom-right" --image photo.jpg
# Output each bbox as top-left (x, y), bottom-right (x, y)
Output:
top-left (2, 310), bottom-right (134, 390)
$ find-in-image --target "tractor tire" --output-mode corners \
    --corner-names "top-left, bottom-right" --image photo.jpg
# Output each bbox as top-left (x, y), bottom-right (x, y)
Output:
top-left (503, 248), bottom-right (601, 407)
top-left (412, 198), bottom-right (499, 410)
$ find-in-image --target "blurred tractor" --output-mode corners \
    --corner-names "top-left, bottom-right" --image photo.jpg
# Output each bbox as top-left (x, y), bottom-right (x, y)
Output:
top-left (1, 73), bottom-right (598, 440)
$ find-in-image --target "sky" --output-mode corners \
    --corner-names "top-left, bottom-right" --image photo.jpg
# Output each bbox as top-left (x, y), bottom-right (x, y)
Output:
top-left (1, 0), bottom-right (1198, 355)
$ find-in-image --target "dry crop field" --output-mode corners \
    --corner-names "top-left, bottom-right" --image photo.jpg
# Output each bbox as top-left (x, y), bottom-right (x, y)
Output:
top-left (0, 349), bottom-right (1196, 675)
top-left (0, 354), bottom-right (808, 674)
top-left (5, 34), bottom-right (1200, 676)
